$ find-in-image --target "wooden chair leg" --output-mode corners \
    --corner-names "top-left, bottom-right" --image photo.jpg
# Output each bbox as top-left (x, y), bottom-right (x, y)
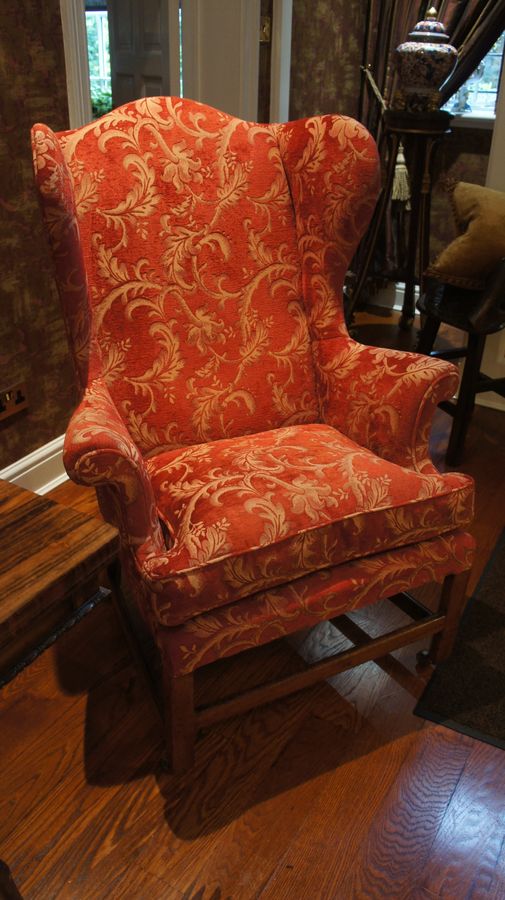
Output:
top-left (108, 561), bottom-right (196, 773)
top-left (428, 571), bottom-right (470, 665)
top-left (416, 313), bottom-right (440, 354)
top-left (446, 333), bottom-right (486, 466)
top-left (162, 668), bottom-right (196, 774)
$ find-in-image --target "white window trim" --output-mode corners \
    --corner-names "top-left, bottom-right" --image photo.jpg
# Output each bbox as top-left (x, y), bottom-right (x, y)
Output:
top-left (270, 0), bottom-right (293, 122)
top-left (60, 0), bottom-right (93, 127)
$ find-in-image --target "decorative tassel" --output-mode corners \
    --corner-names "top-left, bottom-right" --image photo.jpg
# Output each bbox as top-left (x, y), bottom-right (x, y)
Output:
top-left (392, 143), bottom-right (411, 208)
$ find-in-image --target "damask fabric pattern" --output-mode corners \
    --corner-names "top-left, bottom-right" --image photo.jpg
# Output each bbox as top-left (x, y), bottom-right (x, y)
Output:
top-left (146, 424), bottom-right (472, 625)
top-left (35, 99), bottom-right (315, 448)
top-left (318, 339), bottom-right (463, 473)
top-left (156, 530), bottom-right (475, 675)
top-left (32, 97), bottom-right (474, 653)
top-left (33, 99), bottom-right (380, 450)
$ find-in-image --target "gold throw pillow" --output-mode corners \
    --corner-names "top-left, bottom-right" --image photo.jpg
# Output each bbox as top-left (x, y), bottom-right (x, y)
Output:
top-left (426, 181), bottom-right (505, 290)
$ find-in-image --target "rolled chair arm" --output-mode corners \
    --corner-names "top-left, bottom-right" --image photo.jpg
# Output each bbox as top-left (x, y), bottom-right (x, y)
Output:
top-left (318, 337), bottom-right (461, 473)
top-left (63, 379), bottom-right (164, 551)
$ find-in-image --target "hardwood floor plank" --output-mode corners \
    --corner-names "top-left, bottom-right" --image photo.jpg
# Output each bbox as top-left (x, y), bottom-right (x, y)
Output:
top-left (143, 696), bottom-right (351, 899)
top-left (484, 835), bottom-right (505, 900)
top-left (340, 725), bottom-right (475, 899)
top-left (113, 866), bottom-right (184, 900)
top-left (76, 687), bottom-right (324, 898)
top-left (0, 659), bottom-right (160, 846)
top-left (59, 864), bottom-right (183, 900)
top-left (256, 683), bottom-right (425, 899)
top-left (3, 745), bottom-right (164, 899)
top-left (419, 740), bottom-right (505, 899)
top-left (48, 481), bottom-right (101, 519)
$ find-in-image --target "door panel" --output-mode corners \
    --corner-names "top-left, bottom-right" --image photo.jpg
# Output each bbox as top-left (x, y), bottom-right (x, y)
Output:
top-left (140, 1), bottom-right (163, 51)
top-left (108, 0), bottom-right (171, 105)
top-left (115, 74), bottom-right (135, 106)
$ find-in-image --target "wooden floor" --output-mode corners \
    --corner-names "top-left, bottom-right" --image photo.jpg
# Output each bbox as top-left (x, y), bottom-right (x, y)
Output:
top-left (1, 311), bottom-right (505, 899)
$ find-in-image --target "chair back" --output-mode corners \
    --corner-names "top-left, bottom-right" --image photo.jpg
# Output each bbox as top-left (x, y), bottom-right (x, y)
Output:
top-left (32, 97), bottom-right (379, 454)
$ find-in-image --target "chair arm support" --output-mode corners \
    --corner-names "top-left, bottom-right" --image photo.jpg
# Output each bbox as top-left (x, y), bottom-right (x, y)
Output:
top-left (63, 380), bottom-right (164, 550)
top-left (318, 337), bottom-right (460, 472)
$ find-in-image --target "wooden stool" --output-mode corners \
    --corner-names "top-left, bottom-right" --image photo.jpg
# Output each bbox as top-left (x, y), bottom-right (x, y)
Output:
top-left (417, 262), bottom-right (505, 466)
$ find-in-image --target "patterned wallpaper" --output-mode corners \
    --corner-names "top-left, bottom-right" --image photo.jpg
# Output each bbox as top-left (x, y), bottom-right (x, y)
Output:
top-left (0, 2), bottom-right (74, 470)
top-left (289, 0), bottom-right (366, 120)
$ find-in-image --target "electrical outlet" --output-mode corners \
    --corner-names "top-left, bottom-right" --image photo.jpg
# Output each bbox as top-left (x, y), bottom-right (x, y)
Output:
top-left (0, 382), bottom-right (29, 423)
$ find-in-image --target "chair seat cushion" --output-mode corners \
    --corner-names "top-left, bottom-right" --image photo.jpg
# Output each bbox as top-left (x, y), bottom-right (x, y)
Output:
top-left (143, 424), bottom-right (473, 625)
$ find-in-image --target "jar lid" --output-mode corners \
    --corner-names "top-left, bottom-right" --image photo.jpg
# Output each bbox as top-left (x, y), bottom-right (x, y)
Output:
top-left (407, 7), bottom-right (451, 43)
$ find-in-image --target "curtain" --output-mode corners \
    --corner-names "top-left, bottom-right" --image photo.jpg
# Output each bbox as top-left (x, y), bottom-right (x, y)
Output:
top-left (358, 0), bottom-right (426, 135)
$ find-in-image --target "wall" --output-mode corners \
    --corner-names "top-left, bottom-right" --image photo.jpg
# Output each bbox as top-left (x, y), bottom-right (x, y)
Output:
top-left (289, 0), bottom-right (365, 120)
top-left (0, 2), bottom-right (75, 469)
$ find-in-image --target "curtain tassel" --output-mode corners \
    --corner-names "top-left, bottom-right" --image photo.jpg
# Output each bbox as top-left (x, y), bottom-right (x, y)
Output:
top-left (392, 142), bottom-right (411, 208)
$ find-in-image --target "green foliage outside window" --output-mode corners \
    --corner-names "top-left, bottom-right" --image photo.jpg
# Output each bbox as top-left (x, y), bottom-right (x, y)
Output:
top-left (86, 10), bottom-right (112, 119)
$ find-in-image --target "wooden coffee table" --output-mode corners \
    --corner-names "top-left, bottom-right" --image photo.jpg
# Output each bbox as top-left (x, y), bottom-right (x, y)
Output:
top-left (0, 478), bottom-right (119, 682)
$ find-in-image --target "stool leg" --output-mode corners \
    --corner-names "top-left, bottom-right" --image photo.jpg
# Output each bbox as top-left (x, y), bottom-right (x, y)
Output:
top-left (446, 333), bottom-right (486, 467)
top-left (416, 314), bottom-right (441, 354)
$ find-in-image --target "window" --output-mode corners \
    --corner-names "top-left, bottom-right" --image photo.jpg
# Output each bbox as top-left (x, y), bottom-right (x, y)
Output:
top-left (85, 2), bottom-right (112, 119)
top-left (444, 33), bottom-right (504, 120)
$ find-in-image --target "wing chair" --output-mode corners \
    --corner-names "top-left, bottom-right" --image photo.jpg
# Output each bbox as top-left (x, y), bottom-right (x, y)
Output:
top-left (32, 98), bottom-right (474, 773)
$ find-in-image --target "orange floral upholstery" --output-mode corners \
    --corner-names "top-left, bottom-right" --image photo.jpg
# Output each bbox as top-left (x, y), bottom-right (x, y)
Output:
top-left (32, 98), bottom-right (474, 751)
top-left (144, 424), bottom-right (472, 625)
top-left (159, 531), bottom-right (475, 676)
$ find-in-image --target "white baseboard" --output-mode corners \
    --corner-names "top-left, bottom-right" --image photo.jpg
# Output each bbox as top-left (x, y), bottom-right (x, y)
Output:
top-left (0, 435), bottom-right (68, 495)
